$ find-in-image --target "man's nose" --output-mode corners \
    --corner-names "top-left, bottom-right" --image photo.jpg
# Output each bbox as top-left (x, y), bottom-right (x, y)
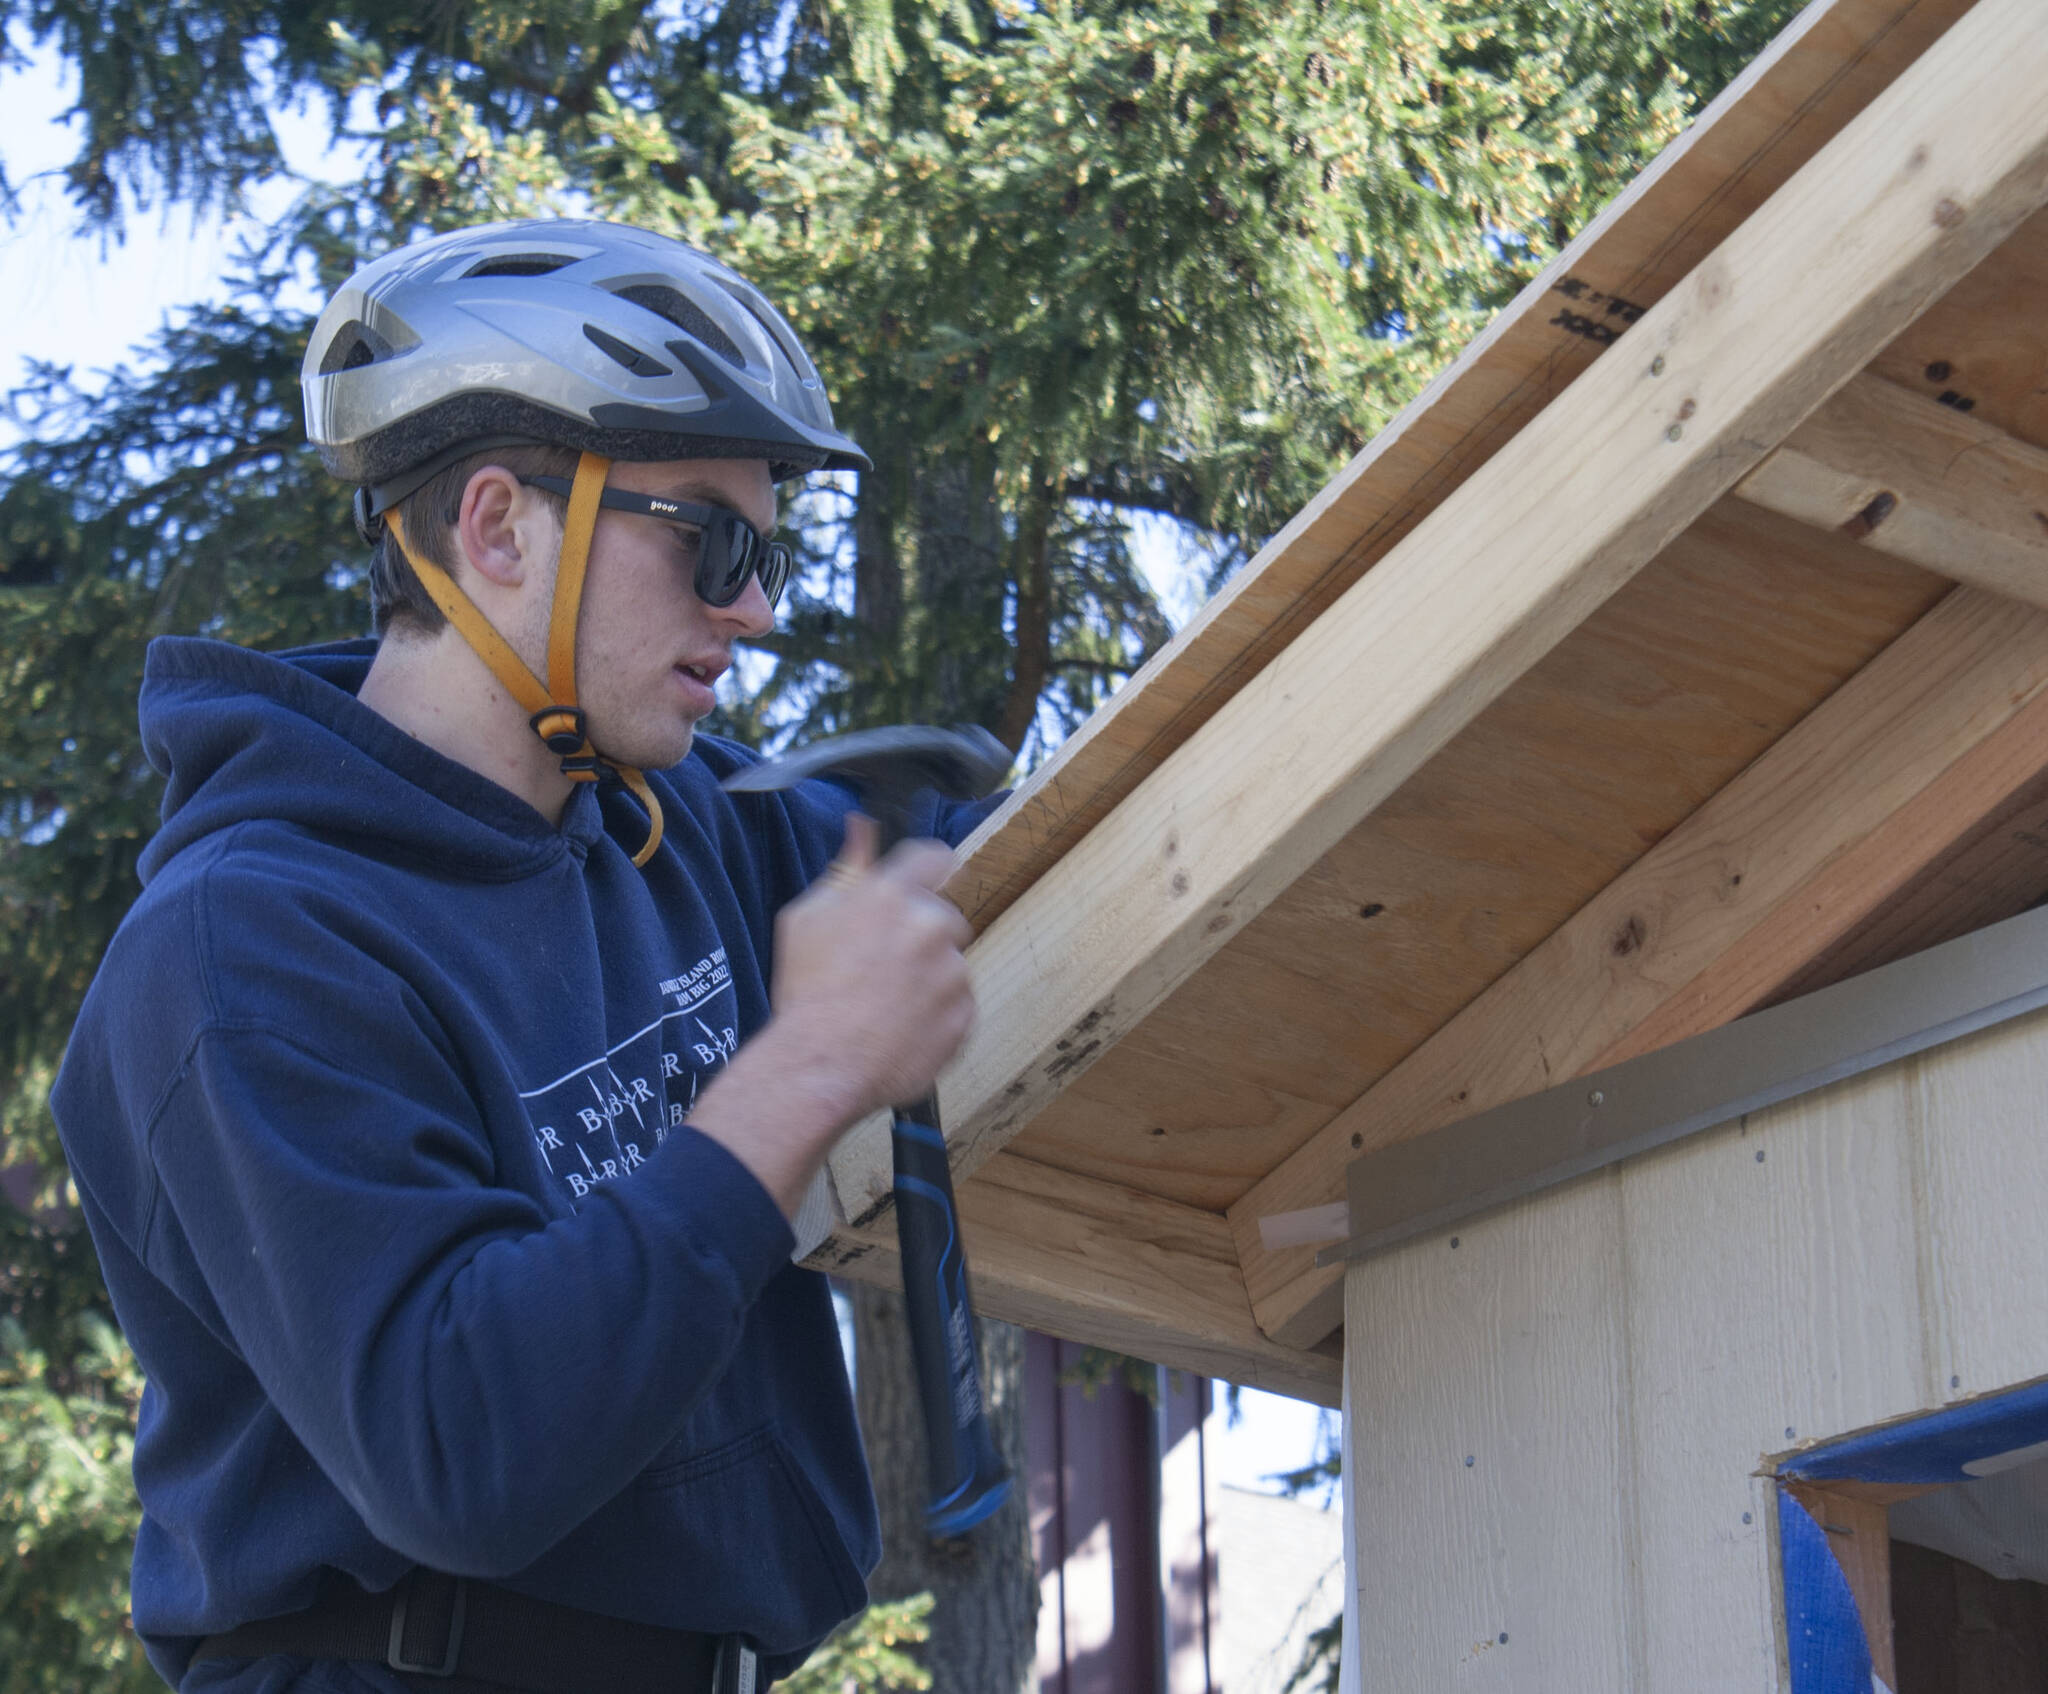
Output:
top-left (715, 572), bottom-right (776, 639)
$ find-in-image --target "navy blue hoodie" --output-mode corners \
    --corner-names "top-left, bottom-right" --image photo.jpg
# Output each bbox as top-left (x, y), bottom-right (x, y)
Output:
top-left (52, 637), bottom-right (995, 1692)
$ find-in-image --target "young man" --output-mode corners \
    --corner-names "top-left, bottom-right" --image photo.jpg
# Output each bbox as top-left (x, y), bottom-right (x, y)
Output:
top-left (52, 220), bottom-right (994, 1693)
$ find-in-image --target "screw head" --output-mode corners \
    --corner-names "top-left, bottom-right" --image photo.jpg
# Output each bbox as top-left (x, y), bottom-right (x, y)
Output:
top-left (1464, 1454), bottom-right (1475, 1467)
top-left (1742, 1511), bottom-right (1753, 1525)
top-left (1588, 1089), bottom-right (1605, 1107)
top-left (1755, 1149), bottom-right (1766, 1163)
top-left (1666, 423), bottom-right (1684, 442)
top-left (1952, 1375), bottom-right (1962, 1390)
top-left (1651, 355), bottom-right (1666, 375)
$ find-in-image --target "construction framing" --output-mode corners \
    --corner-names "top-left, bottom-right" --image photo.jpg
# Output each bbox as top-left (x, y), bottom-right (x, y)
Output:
top-left (803, 0), bottom-right (2048, 1400)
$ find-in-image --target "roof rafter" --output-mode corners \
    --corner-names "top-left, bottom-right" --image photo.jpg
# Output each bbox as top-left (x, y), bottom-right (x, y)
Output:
top-left (810, 1151), bottom-right (1341, 1405)
top-left (1233, 586), bottom-right (2048, 1349)
top-left (1738, 371), bottom-right (2048, 604)
top-left (941, 0), bottom-right (1976, 940)
top-left (826, 0), bottom-right (2048, 1237)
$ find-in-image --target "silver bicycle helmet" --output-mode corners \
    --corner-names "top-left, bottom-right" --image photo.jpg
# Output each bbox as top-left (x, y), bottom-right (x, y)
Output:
top-left (303, 218), bottom-right (869, 517)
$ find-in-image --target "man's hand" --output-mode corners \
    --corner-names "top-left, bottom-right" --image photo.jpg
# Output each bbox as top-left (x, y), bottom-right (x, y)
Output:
top-left (768, 813), bottom-right (977, 1116)
top-left (687, 815), bottom-right (976, 1222)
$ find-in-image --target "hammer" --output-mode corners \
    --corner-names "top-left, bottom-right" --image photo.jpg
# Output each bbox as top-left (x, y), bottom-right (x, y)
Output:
top-left (724, 725), bottom-right (1014, 1538)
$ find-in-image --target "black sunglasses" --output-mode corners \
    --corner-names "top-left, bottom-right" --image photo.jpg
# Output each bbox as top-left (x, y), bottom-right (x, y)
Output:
top-left (519, 476), bottom-right (793, 611)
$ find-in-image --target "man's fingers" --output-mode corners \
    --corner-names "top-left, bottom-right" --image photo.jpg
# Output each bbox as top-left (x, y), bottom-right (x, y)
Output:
top-left (881, 837), bottom-right (957, 892)
top-left (830, 812), bottom-right (880, 884)
top-left (880, 842), bottom-right (973, 946)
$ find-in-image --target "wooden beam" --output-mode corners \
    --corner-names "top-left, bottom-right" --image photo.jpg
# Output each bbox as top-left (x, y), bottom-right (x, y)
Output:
top-left (1763, 752), bottom-right (2048, 1006)
top-left (1785, 1483), bottom-right (1897, 1689)
top-left (943, 0), bottom-right (1977, 940)
top-left (1231, 587), bottom-right (2048, 1349)
top-left (1738, 371), bottom-right (2048, 605)
top-left (808, 1152), bottom-right (1341, 1406)
top-left (829, 0), bottom-right (2048, 1229)
top-left (1597, 665), bottom-right (2048, 1066)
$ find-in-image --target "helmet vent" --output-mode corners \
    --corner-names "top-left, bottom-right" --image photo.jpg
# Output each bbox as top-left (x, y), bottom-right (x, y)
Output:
top-left (318, 321), bottom-right (392, 376)
top-left (717, 281), bottom-right (814, 384)
top-left (464, 253), bottom-right (576, 278)
top-left (612, 283), bottom-right (745, 369)
top-left (583, 323), bottom-right (673, 379)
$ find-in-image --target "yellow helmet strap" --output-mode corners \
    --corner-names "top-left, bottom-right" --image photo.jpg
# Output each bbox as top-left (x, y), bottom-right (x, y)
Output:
top-left (379, 450), bottom-right (665, 865)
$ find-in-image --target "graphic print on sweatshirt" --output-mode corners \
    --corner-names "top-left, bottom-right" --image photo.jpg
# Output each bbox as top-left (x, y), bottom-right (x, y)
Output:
top-left (518, 948), bottom-right (738, 1205)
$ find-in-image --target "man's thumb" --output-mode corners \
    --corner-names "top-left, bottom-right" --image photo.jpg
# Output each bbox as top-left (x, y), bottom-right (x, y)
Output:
top-left (833, 811), bottom-right (880, 881)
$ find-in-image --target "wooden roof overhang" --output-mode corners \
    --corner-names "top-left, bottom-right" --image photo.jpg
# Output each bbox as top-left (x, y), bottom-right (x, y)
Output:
top-left (808, 0), bottom-right (2048, 1405)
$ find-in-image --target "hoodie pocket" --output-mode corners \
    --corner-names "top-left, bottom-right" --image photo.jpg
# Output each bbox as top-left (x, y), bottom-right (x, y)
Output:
top-left (639, 1423), bottom-right (867, 1641)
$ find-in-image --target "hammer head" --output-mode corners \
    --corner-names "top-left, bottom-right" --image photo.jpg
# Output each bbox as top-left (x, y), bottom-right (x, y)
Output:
top-left (721, 724), bottom-right (1010, 847)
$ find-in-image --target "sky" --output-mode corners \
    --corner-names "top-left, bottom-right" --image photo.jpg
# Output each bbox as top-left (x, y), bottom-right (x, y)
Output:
top-left (0, 54), bottom-right (329, 426)
top-left (0, 40), bottom-right (1332, 1504)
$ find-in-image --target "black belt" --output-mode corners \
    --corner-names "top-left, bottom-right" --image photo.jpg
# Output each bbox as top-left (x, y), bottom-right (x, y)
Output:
top-left (191, 1569), bottom-right (764, 1694)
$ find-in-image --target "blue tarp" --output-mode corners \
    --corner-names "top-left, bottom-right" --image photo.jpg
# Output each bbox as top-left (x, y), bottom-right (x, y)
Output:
top-left (1779, 1491), bottom-right (1874, 1694)
top-left (1782, 1377), bottom-right (2048, 1485)
top-left (1776, 1376), bottom-right (2048, 1693)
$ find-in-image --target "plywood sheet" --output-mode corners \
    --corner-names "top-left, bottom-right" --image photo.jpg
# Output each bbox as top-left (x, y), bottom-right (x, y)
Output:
top-left (1241, 584), bottom-right (2048, 1353)
top-left (1869, 206), bottom-right (2048, 451)
top-left (945, 0), bottom-right (1977, 938)
top-left (1007, 500), bottom-right (1946, 1210)
top-left (1761, 754), bottom-right (2048, 1007)
top-left (987, 70), bottom-right (2048, 1221)
top-left (875, 0), bottom-right (2048, 1392)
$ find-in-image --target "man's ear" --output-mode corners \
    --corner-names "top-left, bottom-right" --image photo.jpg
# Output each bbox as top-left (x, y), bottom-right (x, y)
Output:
top-left (455, 465), bottom-right (548, 591)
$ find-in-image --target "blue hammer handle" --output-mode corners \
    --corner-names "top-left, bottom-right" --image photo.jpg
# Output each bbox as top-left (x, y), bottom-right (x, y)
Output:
top-left (890, 1096), bottom-right (1011, 1537)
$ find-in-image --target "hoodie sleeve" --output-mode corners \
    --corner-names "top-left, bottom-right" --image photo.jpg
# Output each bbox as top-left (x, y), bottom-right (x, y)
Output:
top-left (144, 1013), bottom-right (794, 1578)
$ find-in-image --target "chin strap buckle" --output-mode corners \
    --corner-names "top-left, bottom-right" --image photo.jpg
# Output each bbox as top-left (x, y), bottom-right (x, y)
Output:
top-left (530, 707), bottom-right (602, 783)
top-left (530, 706), bottom-right (589, 754)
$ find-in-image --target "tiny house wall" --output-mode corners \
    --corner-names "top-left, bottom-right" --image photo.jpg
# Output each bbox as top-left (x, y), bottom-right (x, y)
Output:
top-left (1340, 1003), bottom-right (2048, 1690)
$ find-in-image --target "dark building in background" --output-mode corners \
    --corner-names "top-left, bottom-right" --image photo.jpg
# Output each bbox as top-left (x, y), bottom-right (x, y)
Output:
top-left (1026, 1335), bottom-right (1217, 1694)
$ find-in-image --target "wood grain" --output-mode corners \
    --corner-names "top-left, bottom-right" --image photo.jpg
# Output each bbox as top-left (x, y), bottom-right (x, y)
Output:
top-left (1601, 672), bottom-right (2048, 1064)
top-left (1014, 501), bottom-right (1943, 1212)
top-left (940, 0), bottom-right (1976, 939)
top-left (808, 1150), bottom-right (1341, 1405)
top-left (1737, 370), bottom-right (2048, 604)
top-left (1234, 588), bottom-right (2048, 1351)
top-left (1762, 756), bottom-right (2048, 1007)
top-left (1785, 1483), bottom-right (1898, 1687)
top-left (1869, 205), bottom-right (2048, 451)
top-left (830, 1), bottom-right (2048, 1252)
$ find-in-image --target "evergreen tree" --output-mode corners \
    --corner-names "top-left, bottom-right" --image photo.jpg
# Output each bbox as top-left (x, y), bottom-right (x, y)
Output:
top-left (0, 1), bottom-right (1805, 1687)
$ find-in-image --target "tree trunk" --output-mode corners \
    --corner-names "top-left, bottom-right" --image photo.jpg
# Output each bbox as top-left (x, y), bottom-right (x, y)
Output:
top-left (853, 453), bottom-right (907, 654)
top-left (991, 468), bottom-right (1055, 756)
top-left (910, 441), bottom-right (1010, 728)
top-left (853, 1282), bottom-right (1038, 1693)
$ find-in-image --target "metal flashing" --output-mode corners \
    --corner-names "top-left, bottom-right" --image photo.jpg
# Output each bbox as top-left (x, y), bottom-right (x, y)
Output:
top-left (1320, 901), bottom-right (2048, 1267)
